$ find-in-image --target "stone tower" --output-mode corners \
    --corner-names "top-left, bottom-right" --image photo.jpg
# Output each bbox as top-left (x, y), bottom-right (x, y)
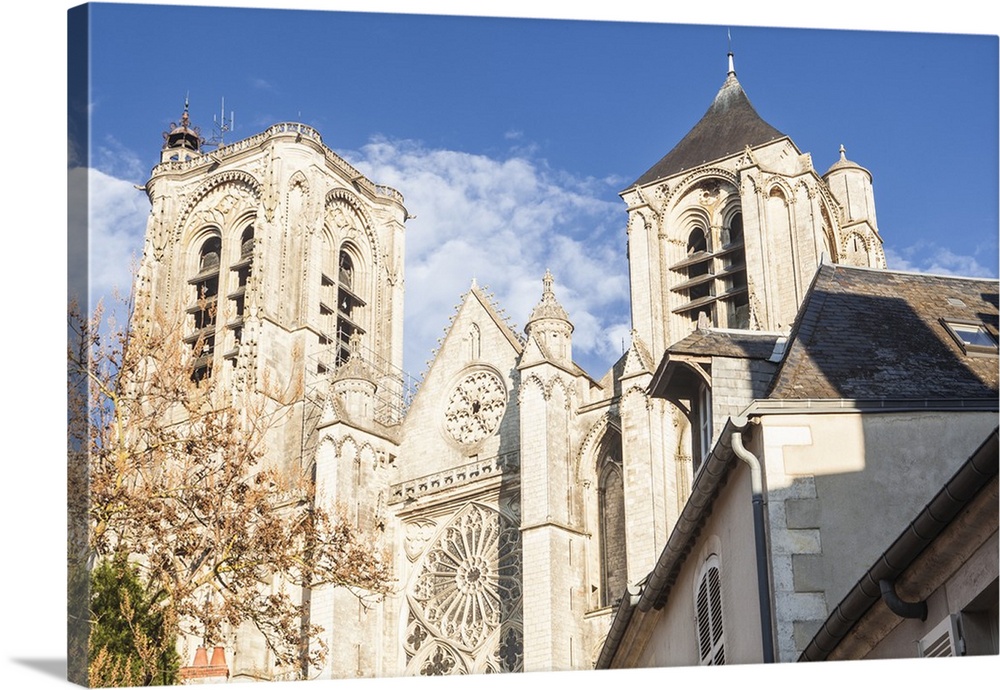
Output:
top-left (620, 53), bottom-right (886, 357)
top-left (137, 106), bottom-right (409, 680)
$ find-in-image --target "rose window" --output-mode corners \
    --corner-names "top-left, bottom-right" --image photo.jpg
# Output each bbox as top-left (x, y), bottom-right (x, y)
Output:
top-left (404, 503), bottom-right (522, 673)
top-left (444, 371), bottom-right (507, 445)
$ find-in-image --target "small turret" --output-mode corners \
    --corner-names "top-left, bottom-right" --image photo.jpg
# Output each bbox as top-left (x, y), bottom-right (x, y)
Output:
top-left (524, 270), bottom-right (574, 367)
top-left (823, 144), bottom-right (878, 230)
top-left (331, 332), bottom-right (377, 423)
top-left (161, 99), bottom-right (202, 163)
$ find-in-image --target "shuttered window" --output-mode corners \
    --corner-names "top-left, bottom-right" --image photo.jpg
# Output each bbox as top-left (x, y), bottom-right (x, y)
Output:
top-left (918, 614), bottom-right (962, 657)
top-left (695, 555), bottom-right (725, 665)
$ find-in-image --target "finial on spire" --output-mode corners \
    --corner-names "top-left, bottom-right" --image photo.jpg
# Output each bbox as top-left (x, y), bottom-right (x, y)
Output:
top-left (542, 269), bottom-right (554, 295)
top-left (727, 29), bottom-right (735, 75)
top-left (471, 277), bottom-right (478, 289)
top-left (839, 144), bottom-right (847, 160)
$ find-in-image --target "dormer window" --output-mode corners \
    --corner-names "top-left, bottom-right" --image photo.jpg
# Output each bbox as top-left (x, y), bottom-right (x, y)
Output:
top-left (942, 319), bottom-right (999, 355)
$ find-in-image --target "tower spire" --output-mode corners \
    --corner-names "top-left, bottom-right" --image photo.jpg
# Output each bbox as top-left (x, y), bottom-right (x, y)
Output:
top-left (727, 29), bottom-right (735, 75)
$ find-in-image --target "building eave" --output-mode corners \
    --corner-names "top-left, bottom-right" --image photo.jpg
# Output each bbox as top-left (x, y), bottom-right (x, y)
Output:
top-left (799, 427), bottom-right (999, 662)
top-left (595, 416), bottom-right (749, 668)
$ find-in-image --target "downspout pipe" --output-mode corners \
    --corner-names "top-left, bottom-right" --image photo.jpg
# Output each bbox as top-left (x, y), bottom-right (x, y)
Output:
top-left (878, 579), bottom-right (927, 621)
top-left (594, 583), bottom-right (642, 670)
top-left (731, 429), bottom-right (776, 664)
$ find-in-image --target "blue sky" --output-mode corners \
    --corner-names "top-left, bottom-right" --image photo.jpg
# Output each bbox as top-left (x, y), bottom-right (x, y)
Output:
top-left (76, 3), bottom-right (998, 379)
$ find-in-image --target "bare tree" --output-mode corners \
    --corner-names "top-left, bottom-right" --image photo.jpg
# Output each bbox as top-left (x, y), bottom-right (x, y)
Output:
top-left (69, 291), bottom-right (393, 684)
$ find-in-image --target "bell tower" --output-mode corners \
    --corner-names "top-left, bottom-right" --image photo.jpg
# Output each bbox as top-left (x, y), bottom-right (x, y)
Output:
top-left (620, 53), bottom-right (885, 354)
top-left (136, 105), bottom-right (409, 680)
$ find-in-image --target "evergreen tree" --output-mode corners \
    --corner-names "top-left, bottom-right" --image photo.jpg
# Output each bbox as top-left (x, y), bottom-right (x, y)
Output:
top-left (89, 557), bottom-right (179, 687)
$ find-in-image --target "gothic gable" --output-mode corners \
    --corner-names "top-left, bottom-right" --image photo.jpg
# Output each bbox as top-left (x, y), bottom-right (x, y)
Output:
top-left (398, 286), bottom-right (523, 481)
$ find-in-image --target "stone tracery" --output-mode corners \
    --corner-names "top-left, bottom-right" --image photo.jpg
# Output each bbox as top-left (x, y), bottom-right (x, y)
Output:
top-left (404, 503), bottom-right (523, 675)
top-left (444, 371), bottom-right (507, 445)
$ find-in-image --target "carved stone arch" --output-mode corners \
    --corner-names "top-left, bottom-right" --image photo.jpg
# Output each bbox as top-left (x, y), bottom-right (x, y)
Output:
top-left (818, 199), bottom-right (840, 263)
top-left (517, 373), bottom-right (548, 403)
top-left (764, 177), bottom-right (793, 205)
top-left (357, 441), bottom-right (378, 470)
top-left (315, 432), bottom-right (338, 454)
top-left (674, 203), bottom-right (713, 231)
top-left (842, 230), bottom-right (873, 267)
top-left (324, 187), bottom-right (379, 257)
top-left (662, 167), bottom-right (739, 209)
top-left (285, 170), bottom-right (312, 229)
top-left (869, 238), bottom-right (887, 269)
top-left (287, 169), bottom-right (309, 191)
top-left (719, 195), bottom-right (743, 224)
top-left (338, 238), bottom-right (368, 279)
top-left (622, 384), bottom-right (653, 411)
top-left (174, 170), bottom-right (262, 241)
top-left (227, 209), bottom-right (257, 264)
top-left (338, 434), bottom-right (360, 460)
top-left (575, 413), bottom-right (614, 483)
top-left (546, 375), bottom-right (573, 410)
top-left (815, 180), bottom-right (844, 225)
top-left (628, 208), bottom-right (653, 236)
top-left (793, 178), bottom-right (814, 198)
top-left (185, 225), bottom-right (223, 272)
top-left (594, 422), bottom-right (625, 608)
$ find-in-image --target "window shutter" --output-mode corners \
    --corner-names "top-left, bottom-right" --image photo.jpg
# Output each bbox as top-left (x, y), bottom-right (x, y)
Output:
top-left (918, 615), bottom-right (963, 657)
top-left (695, 557), bottom-right (725, 665)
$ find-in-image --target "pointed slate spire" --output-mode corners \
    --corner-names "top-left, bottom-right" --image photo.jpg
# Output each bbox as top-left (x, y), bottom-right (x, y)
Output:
top-left (630, 49), bottom-right (785, 187)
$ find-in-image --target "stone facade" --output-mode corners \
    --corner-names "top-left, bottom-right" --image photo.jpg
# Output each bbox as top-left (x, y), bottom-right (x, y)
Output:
top-left (135, 56), bottom-right (895, 680)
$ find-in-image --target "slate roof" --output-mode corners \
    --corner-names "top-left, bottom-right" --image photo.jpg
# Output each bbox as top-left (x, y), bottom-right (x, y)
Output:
top-left (630, 71), bottom-right (787, 188)
top-left (767, 264), bottom-right (1000, 400)
top-left (668, 328), bottom-right (782, 361)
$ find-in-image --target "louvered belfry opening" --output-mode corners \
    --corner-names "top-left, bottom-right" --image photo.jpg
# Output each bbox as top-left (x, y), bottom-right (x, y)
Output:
top-left (670, 213), bottom-right (749, 330)
top-left (187, 235), bottom-right (222, 382)
top-left (225, 224), bottom-right (254, 361)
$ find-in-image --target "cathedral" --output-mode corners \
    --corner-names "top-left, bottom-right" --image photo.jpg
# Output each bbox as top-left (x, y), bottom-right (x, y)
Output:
top-left (135, 53), bottom-right (890, 680)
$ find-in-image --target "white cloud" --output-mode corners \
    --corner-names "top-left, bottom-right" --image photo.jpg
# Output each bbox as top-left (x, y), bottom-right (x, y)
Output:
top-left (352, 138), bottom-right (629, 377)
top-left (83, 137), bottom-right (633, 379)
top-left (78, 167), bottom-right (149, 309)
top-left (885, 243), bottom-right (997, 279)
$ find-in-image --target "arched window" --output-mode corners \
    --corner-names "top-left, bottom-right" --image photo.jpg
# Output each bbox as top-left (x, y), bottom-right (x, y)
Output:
top-left (693, 382), bottom-right (713, 472)
top-left (846, 233), bottom-right (870, 267)
top-left (186, 234), bottom-right (221, 382)
top-left (597, 433), bottom-right (627, 608)
top-left (670, 222), bottom-right (716, 327)
top-left (335, 248), bottom-right (366, 367)
top-left (695, 555), bottom-right (725, 665)
top-left (469, 323), bottom-right (481, 361)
